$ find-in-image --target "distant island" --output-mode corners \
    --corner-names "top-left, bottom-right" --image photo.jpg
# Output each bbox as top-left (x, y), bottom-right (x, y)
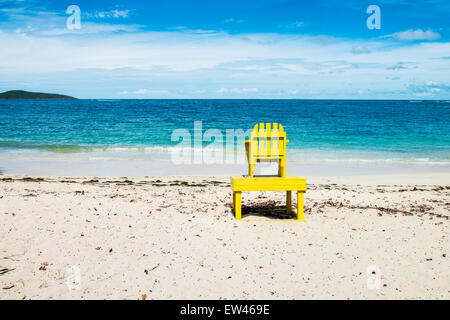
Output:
top-left (0, 90), bottom-right (76, 99)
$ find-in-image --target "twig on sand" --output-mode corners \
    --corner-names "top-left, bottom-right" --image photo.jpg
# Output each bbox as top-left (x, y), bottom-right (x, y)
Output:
top-left (150, 263), bottom-right (160, 271)
top-left (0, 268), bottom-right (15, 275)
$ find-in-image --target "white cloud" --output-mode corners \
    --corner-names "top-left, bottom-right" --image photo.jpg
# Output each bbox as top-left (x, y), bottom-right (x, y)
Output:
top-left (0, 5), bottom-right (139, 36)
top-left (88, 9), bottom-right (131, 19)
top-left (232, 88), bottom-right (258, 93)
top-left (0, 7), bottom-right (27, 14)
top-left (389, 29), bottom-right (441, 41)
top-left (217, 88), bottom-right (258, 93)
top-left (120, 89), bottom-right (169, 95)
top-left (40, 22), bottom-right (141, 35)
top-left (222, 18), bottom-right (245, 24)
top-left (386, 61), bottom-right (415, 70)
top-left (350, 45), bottom-right (370, 54)
top-left (409, 81), bottom-right (450, 96)
top-left (285, 21), bottom-right (304, 28)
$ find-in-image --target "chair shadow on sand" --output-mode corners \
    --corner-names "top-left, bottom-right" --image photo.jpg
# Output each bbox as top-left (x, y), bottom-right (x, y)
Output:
top-left (239, 203), bottom-right (298, 220)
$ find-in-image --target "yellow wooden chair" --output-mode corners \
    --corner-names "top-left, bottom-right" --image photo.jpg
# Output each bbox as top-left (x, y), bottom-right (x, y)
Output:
top-left (231, 123), bottom-right (307, 221)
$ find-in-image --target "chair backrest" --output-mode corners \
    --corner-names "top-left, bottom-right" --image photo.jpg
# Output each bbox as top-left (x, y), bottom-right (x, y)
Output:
top-left (245, 123), bottom-right (289, 177)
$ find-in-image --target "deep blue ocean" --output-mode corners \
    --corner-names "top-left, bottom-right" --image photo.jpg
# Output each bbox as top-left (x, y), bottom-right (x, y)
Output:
top-left (0, 99), bottom-right (449, 164)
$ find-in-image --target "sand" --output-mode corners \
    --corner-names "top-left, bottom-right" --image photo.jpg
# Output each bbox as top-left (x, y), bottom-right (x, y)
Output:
top-left (0, 173), bottom-right (449, 299)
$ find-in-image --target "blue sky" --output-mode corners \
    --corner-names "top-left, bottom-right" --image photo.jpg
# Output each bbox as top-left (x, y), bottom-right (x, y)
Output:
top-left (0, 0), bottom-right (449, 98)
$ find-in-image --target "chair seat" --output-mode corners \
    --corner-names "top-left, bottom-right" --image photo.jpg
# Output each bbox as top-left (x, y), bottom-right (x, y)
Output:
top-left (231, 175), bottom-right (306, 192)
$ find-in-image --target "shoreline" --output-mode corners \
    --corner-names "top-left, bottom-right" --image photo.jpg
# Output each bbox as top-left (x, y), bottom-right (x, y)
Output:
top-left (1, 157), bottom-right (449, 177)
top-left (1, 172), bottom-right (450, 185)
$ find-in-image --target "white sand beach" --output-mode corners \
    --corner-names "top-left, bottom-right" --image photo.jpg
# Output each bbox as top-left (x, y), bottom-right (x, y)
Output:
top-left (0, 173), bottom-right (448, 299)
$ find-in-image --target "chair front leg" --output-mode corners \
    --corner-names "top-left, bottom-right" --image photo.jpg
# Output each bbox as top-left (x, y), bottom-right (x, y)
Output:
top-left (235, 191), bottom-right (242, 220)
top-left (297, 191), bottom-right (306, 222)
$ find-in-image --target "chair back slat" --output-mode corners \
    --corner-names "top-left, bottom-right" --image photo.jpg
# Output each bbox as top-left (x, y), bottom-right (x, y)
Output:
top-left (258, 123), bottom-right (265, 156)
top-left (272, 123), bottom-right (279, 156)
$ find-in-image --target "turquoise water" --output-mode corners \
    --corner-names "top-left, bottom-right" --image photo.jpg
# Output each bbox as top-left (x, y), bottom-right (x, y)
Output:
top-left (0, 99), bottom-right (449, 164)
